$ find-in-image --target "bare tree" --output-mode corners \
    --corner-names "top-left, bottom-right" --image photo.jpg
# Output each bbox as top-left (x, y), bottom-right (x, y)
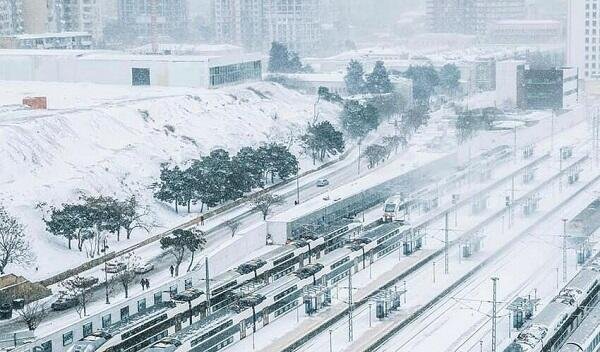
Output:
top-left (251, 194), bottom-right (285, 220)
top-left (113, 253), bottom-right (141, 298)
top-left (119, 196), bottom-right (153, 240)
top-left (17, 301), bottom-right (48, 331)
top-left (61, 276), bottom-right (95, 317)
top-left (0, 205), bottom-right (33, 274)
top-left (225, 219), bottom-right (241, 237)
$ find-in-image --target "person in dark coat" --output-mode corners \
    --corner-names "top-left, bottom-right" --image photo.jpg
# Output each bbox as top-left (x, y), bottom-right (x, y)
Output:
top-left (169, 265), bottom-right (174, 277)
top-left (141, 278), bottom-right (146, 290)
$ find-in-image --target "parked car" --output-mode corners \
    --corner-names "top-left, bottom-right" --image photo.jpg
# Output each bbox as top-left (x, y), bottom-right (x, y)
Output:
top-left (105, 261), bottom-right (126, 274)
top-left (51, 295), bottom-right (79, 311)
top-left (316, 179), bottom-right (330, 187)
top-left (134, 262), bottom-right (154, 275)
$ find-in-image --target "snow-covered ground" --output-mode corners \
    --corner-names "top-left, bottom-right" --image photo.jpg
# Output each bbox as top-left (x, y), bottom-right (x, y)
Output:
top-left (0, 80), bottom-right (341, 280)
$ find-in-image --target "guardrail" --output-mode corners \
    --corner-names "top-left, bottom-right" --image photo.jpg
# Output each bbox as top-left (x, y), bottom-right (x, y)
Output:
top-left (279, 155), bottom-right (588, 352)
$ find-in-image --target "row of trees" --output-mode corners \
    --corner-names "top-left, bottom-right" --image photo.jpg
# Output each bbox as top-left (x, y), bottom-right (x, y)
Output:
top-left (42, 195), bottom-right (149, 255)
top-left (456, 107), bottom-right (502, 143)
top-left (153, 144), bottom-right (298, 213)
top-left (403, 63), bottom-right (461, 104)
top-left (300, 121), bottom-right (345, 164)
top-left (345, 60), bottom-right (394, 96)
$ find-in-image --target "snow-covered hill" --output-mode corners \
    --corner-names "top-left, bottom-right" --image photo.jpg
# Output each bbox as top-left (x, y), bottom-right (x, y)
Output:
top-left (0, 80), bottom-right (340, 279)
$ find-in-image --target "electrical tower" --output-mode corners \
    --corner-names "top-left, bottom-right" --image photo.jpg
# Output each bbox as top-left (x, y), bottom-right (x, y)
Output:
top-left (491, 277), bottom-right (499, 352)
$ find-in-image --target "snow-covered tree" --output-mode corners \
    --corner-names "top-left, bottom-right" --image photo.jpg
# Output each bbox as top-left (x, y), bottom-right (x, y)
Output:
top-left (225, 219), bottom-right (241, 237)
top-left (362, 144), bottom-right (388, 168)
top-left (439, 63), bottom-right (461, 97)
top-left (344, 59), bottom-right (367, 95)
top-left (340, 100), bottom-right (380, 140)
top-left (0, 205), bottom-right (32, 275)
top-left (113, 253), bottom-right (140, 298)
top-left (160, 228), bottom-right (206, 276)
top-left (366, 61), bottom-right (394, 94)
top-left (301, 121), bottom-right (345, 163)
top-left (61, 276), bottom-right (95, 317)
top-left (17, 301), bottom-right (48, 331)
top-left (252, 194), bottom-right (285, 220)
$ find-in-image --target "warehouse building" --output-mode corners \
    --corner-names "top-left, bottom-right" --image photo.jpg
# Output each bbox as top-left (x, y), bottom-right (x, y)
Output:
top-left (0, 49), bottom-right (263, 88)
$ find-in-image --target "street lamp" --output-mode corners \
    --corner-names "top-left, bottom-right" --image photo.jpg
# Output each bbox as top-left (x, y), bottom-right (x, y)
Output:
top-left (101, 240), bottom-right (110, 305)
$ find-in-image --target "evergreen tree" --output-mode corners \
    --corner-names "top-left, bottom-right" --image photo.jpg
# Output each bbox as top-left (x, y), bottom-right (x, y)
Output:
top-left (268, 41), bottom-right (290, 73)
top-left (152, 164), bottom-right (186, 213)
top-left (362, 144), bottom-right (388, 168)
top-left (300, 121), bottom-right (345, 163)
top-left (232, 147), bottom-right (265, 191)
top-left (344, 59), bottom-right (367, 95)
top-left (366, 61), bottom-right (394, 94)
top-left (439, 63), bottom-right (461, 96)
top-left (403, 65), bottom-right (440, 104)
top-left (340, 100), bottom-right (380, 140)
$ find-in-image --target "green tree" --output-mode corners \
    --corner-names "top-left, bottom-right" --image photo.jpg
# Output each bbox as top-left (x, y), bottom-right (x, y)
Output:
top-left (300, 121), bottom-right (345, 163)
top-left (362, 144), bottom-right (388, 168)
top-left (366, 61), bottom-right (394, 94)
top-left (340, 100), bottom-right (380, 140)
top-left (344, 59), bottom-right (367, 95)
top-left (160, 228), bottom-right (206, 276)
top-left (403, 65), bottom-right (440, 104)
top-left (152, 164), bottom-right (186, 213)
top-left (268, 42), bottom-right (290, 73)
top-left (439, 63), bottom-right (461, 96)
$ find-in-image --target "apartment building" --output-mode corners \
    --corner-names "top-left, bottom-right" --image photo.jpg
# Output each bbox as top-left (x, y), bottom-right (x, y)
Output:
top-left (214, 0), bottom-right (346, 55)
top-left (47, 0), bottom-right (102, 40)
top-left (117, 0), bottom-right (189, 41)
top-left (426, 0), bottom-right (526, 35)
top-left (0, 0), bottom-right (23, 35)
top-left (567, 0), bottom-right (598, 80)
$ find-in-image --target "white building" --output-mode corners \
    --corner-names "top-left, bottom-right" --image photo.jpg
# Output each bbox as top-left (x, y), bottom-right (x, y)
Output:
top-left (0, 49), bottom-right (263, 88)
top-left (496, 60), bottom-right (526, 107)
top-left (567, 0), bottom-right (592, 80)
top-left (0, 32), bottom-right (93, 49)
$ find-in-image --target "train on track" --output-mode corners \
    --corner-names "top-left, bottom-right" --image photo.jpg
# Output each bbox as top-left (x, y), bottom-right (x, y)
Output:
top-left (504, 257), bottom-right (600, 352)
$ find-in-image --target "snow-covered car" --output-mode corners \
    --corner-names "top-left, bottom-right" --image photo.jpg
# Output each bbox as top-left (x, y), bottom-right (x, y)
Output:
top-left (105, 261), bottom-right (126, 274)
top-left (134, 262), bottom-right (154, 275)
top-left (316, 179), bottom-right (330, 187)
top-left (51, 296), bottom-right (79, 311)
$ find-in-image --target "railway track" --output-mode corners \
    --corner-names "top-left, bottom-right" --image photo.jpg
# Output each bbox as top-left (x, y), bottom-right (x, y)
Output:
top-left (362, 163), bottom-right (600, 352)
top-left (275, 155), bottom-right (588, 352)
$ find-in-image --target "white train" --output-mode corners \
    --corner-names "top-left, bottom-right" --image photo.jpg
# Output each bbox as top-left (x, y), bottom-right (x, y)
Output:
top-left (505, 259), bottom-right (600, 352)
top-left (382, 195), bottom-right (410, 223)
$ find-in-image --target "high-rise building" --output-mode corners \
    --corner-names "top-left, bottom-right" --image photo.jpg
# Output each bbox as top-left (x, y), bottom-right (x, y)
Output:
top-left (426, 0), bottom-right (526, 35)
top-left (117, 0), bottom-right (189, 41)
top-left (47, 0), bottom-right (102, 40)
top-left (0, 0), bottom-right (23, 35)
top-left (22, 0), bottom-right (46, 33)
top-left (567, 0), bottom-right (590, 79)
top-left (213, 0), bottom-right (347, 55)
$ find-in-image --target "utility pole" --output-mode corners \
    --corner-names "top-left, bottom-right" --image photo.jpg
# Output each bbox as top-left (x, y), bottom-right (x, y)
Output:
top-left (357, 141), bottom-right (362, 175)
top-left (205, 257), bottom-right (211, 312)
top-left (444, 212), bottom-right (449, 274)
top-left (551, 109), bottom-right (555, 154)
top-left (562, 219), bottom-right (568, 283)
top-left (513, 127), bottom-right (517, 160)
top-left (492, 277), bottom-right (499, 352)
top-left (348, 268), bottom-right (354, 342)
top-left (296, 171), bottom-right (300, 205)
top-left (559, 148), bottom-right (563, 192)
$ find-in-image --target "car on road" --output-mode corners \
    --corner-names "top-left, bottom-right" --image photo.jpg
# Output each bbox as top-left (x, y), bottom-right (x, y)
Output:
top-left (134, 262), bottom-right (154, 275)
top-left (316, 179), bottom-right (330, 187)
top-left (105, 261), bottom-right (126, 274)
top-left (51, 295), bottom-right (79, 311)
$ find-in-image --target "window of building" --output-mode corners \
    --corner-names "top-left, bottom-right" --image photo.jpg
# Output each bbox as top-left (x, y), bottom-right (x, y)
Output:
top-left (138, 298), bottom-right (147, 313)
top-left (102, 314), bottom-right (111, 328)
top-left (154, 291), bottom-right (163, 306)
top-left (120, 306), bottom-right (130, 321)
top-left (132, 67), bottom-right (150, 86)
top-left (62, 331), bottom-right (73, 346)
top-left (82, 322), bottom-right (92, 337)
top-left (41, 340), bottom-right (52, 352)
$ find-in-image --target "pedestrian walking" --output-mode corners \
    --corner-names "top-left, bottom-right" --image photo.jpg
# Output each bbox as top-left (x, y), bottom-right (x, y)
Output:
top-left (140, 278), bottom-right (146, 290)
top-left (169, 265), bottom-right (174, 277)
top-left (200, 215), bottom-right (205, 226)
top-left (145, 278), bottom-right (150, 289)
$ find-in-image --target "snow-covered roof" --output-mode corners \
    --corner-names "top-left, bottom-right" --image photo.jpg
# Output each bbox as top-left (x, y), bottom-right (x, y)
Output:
top-left (2, 32), bottom-right (91, 39)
